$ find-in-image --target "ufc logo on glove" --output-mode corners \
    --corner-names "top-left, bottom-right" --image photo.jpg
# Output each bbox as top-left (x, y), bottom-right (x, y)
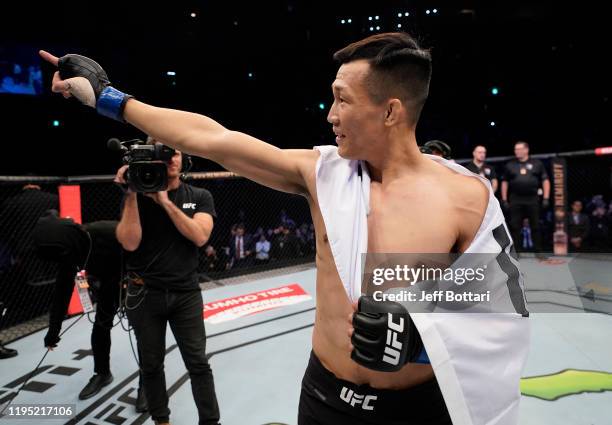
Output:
top-left (383, 314), bottom-right (405, 366)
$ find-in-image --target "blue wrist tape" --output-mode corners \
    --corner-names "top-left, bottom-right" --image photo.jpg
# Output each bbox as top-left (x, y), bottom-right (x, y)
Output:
top-left (96, 86), bottom-right (132, 122)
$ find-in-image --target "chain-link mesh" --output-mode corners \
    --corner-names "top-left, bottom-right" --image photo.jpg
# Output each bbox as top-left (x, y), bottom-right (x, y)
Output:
top-left (0, 180), bottom-right (60, 334)
top-left (465, 153), bottom-right (612, 253)
top-left (0, 173), bottom-right (313, 336)
top-left (1, 153), bottom-right (610, 338)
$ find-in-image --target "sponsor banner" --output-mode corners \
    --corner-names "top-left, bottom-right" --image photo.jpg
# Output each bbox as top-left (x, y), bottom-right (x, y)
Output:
top-left (552, 158), bottom-right (568, 255)
top-left (203, 284), bottom-right (311, 324)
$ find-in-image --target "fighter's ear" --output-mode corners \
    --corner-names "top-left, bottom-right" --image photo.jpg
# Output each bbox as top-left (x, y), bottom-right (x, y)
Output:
top-left (384, 98), bottom-right (403, 126)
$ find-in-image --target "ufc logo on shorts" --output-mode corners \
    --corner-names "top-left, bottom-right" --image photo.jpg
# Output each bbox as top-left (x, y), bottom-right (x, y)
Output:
top-left (182, 203), bottom-right (196, 210)
top-left (382, 313), bottom-right (404, 366)
top-left (339, 387), bottom-right (377, 411)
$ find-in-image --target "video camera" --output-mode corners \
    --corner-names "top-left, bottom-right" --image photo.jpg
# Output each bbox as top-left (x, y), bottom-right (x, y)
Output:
top-left (108, 138), bottom-right (175, 192)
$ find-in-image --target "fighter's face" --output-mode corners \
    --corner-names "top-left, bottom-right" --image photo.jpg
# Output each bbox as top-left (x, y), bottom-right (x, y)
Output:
top-left (473, 146), bottom-right (486, 162)
top-left (327, 60), bottom-right (387, 160)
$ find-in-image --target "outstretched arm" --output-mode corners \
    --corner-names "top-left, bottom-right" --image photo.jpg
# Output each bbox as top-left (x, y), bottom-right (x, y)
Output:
top-left (123, 100), bottom-right (317, 194)
top-left (40, 51), bottom-right (318, 195)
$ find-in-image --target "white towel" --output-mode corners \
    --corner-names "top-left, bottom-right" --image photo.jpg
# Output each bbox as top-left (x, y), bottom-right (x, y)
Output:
top-left (313, 145), bottom-right (530, 425)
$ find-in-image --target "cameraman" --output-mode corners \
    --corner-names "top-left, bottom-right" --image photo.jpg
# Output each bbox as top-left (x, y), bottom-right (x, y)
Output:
top-left (115, 138), bottom-right (220, 425)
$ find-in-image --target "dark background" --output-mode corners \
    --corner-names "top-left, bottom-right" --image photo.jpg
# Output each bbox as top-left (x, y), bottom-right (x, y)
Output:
top-left (1, 0), bottom-right (608, 176)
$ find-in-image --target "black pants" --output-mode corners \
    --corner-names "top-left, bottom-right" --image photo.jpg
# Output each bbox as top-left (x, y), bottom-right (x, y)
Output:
top-left (91, 275), bottom-right (120, 375)
top-left (298, 351), bottom-right (452, 425)
top-left (509, 198), bottom-right (542, 253)
top-left (127, 288), bottom-right (220, 425)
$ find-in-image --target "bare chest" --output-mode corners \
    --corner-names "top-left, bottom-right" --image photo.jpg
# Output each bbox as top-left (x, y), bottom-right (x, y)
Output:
top-left (366, 191), bottom-right (457, 253)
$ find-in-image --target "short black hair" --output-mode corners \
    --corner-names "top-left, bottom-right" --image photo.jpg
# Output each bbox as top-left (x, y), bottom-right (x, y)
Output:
top-left (515, 141), bottom-right (529, 149)
top-left (333, 32), bottom-right (432, 124)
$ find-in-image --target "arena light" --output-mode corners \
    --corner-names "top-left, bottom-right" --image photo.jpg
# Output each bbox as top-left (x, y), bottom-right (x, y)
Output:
top-left (376, 26), bottom-right (380, 30)
top-left (341, 19), bottom-right (345, 24)
top-left (52, 120), bottom-right (60, 127)
top-left (166, 71), bottom-right (176, 76)
top-left (405, 12), bottom-right (409, 16)
top-left (368, 16), bottom-right (373, 21)
top-left (398, 12), bottom-right (402, 17)
top-left (347, 18), bottom-right (352, 23)
top-left (490, 121), bottom-right (496, 127)
top-left (375, 15), bottom-right (379, 20)
top-left (433, 8), bottom-right (438, 14)
top-left (248, 72), bottom-right (253, 78)
top-left (319, 103), bottom-right (325, 110)
top-left (369, 26), bottom-right (374, 31)
top-left (397, 23), bottom-right (402, 28)
top-left (426, 9), bottom-right (431, 15)
top-left (491, 87), bottom-right (499, 95)
top-left (190, 12), bottom-right (197, 18)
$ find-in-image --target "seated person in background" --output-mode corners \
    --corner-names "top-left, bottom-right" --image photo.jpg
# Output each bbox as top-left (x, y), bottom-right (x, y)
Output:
top-left (587, 206), bottom-right (610, 251)
top-left (568, 200), bottom-right (589, 252)
top-left (202, 245), bottom-right (227, 273)
top-left (271, 224), bottom-right (301, 260)
top-left (254, 234), bottom-right (271, 265)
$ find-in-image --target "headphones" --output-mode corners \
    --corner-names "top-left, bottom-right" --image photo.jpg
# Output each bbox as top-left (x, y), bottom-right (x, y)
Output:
top-left (179, 153), bottom-right (193, 180)
top-left (420, 140), bottom-right (452, 160)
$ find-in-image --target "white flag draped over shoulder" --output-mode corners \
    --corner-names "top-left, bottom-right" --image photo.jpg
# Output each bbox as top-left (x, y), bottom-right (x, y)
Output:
top-left (314, 145), bottom-right (530, 425)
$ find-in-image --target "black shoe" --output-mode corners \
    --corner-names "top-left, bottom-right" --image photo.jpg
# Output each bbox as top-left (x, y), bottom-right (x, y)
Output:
top-left (135, 386), bottom-right (148, 413)
top-left (79, 373), bottom-right (113, 400)
top-left (0, 343), bottom-right (18, 359)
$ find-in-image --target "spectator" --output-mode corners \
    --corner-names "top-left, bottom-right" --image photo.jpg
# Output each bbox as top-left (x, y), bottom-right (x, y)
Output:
top-left (253, 226), bottom-right (265, 241)
top-left (255, 234), bottom-right (271, 265)
top-left (229, 223), bottom-right (253, 268)
top-left (202, 245), bottom-right (227, 273)
top-left (297, 223), bottom-right (311, 256)
top-left (568, 200), bottom-right (589, 252)
top-left (271, 224), bottom-right (301, 260)
top-left (585, 195), bottom-right (606, 215)
top-left (279, 209), bottom-right (296, 228)
top-left (587, 207), bottom-right (610, 252)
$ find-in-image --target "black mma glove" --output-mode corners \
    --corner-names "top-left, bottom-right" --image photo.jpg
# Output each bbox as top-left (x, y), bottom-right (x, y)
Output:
top-left (351, 295), bottom-right (426, 372)
top-left (56, 54), bottom-right (133, 121)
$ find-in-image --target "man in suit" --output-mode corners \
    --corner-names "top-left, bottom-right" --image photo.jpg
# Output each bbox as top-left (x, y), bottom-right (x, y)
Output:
top-left (229, 223), bottom-right (253, 268)
top-left (568, 200), bottom-right (589, 252)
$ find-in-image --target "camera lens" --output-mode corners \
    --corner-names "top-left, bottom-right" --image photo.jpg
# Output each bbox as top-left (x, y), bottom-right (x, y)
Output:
top-left (132, 163), bottom-right (167, 192)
